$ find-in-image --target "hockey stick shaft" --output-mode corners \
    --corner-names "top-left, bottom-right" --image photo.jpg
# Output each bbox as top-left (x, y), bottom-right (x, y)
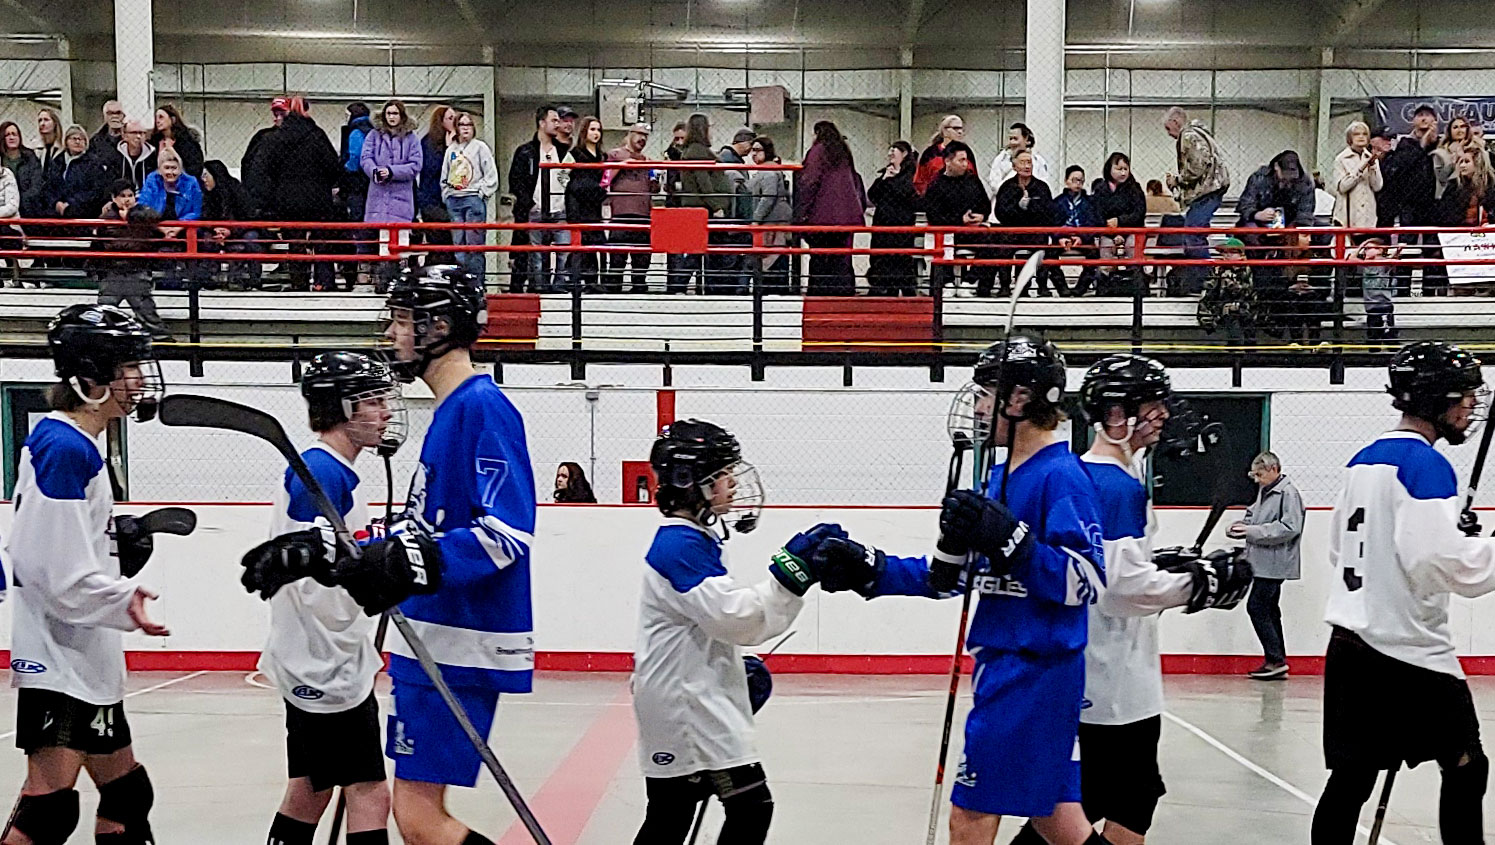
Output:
top-left (327, 457), bottom-right (398, 845)
top-left (1367, 765), bottom-right (1398, 845)
top-left (159, 395), bottom-right (552, 845)
top-left (685, 796), bottom-right (709, 845)
top-left (1463, 408), bottom-right (1495, 515)
top-left (925, 252), bottom-right (1044, 845)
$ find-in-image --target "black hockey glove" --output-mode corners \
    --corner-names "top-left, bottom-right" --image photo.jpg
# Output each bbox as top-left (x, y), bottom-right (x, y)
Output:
top-left (1459, 508), bottom-right (1484, 538)
top-left (813, 537), bottom-right (887, 598)
top-left (113, 507), bottom-right (198, 578)
top-left (329, 518), bottom-right (443, 615)
top-left (768, 523), bottom-right (847, 596)
top-left (239, 525), bottom-right (336, 600)
top-left (1165, 548), bottom-right (1253, 613)
top-left (1151, 545), bottom-right (1200, 571)
top-left (939, 489), bottom-right (1032, 578)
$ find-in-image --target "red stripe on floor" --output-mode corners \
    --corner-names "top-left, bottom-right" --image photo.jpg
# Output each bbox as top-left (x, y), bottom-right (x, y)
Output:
top-left (498, 684), bottom-right (636, 845)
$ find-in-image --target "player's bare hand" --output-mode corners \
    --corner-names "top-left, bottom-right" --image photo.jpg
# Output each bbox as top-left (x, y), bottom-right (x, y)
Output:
top-left (129, 587), bottom-right (170, 637)
top-left (1226, 521), bottom-right (1247, 539)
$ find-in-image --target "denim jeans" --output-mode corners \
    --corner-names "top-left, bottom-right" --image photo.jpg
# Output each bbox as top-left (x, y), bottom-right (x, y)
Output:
top-left (445, 194), bottom-right (488, 279)
top-left (1180, 189), bottom-right (1225, 293)
top-left (1247, 577), bottom-right (1286, 665)
top-left (527, 207), bottom-right (572, 291)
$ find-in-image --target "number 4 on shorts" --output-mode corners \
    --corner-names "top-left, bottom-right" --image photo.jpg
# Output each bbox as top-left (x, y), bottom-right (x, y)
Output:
top-left (91, 707), bottom-right (114, 738)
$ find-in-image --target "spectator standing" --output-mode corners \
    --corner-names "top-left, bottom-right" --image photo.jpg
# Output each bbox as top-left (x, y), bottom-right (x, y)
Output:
top-left (1164, 107), bottom-right (1231, 292)
top-left (1090, 151), bottom-right (1147, 295)
top-left (257, 97), bottom-right (343, 291)
top-left (440, 111), bottom-right (498, 280)
top-left (0, 160), bottom-right (18, 285)
top-left (669, 113), bottom-right (731, 294)
top-left (1227, 452), bottom-right (1304, 681)
top-left (416, 106), bottom-right (454, 271)
top-left (561, 115), bottom-right (607, 292)
top-left (1048, 164), bottom-right (1103, 296)
top-left (746, 135), bottom-right (792, 295)
top-left (662, 122), bottom-right (691, 292)
top-left (112, 118), bottom-right (156, 192)
top-left (1237, 150), bottom-right (1317, 339)
top-left (992, 149), bottom-right (1056, 297)
top-left (150, 104), bottom-right (204, 178)
top-left (1436, 147), bottom-right (1495, 295)
top-left (1433, 116), bottom-right (1470, 204)
top-left (914, 114), bottom-right (966, 196)
top-left (922, 141), bottom-right (993, 298)
top-left (1144, 179), bottom-right (1178, 214)
top-left (709, 127), bottom-right (756, 294)
top-left (337, 102), bottom-right (374, 288)
top-left (555, 105), bottom-right (578, 148)
top-left (360, 98), bottom-right (423, 289)
top-left (866, 140), bottom-right (919, 296)
top-left (241, 97), bottom-right (288, 216)
top-left (553, 462), bottom-right (597, 504)
top-left (506, 105), bottom-right (570, 292)
top-left (94, 183), bottom-right (172, 339)
top-left (793, 120), bottom-right (866, 296)
top-left (49, 124), bottom-right (107, 220)
top-left (199, 160), bottom-right (261, 290)
top-left (602, 122), bottom-right (654, 294)
top-left (0, 121), bottom-right (44, 219)
top-left (988, 122), bottom-right (1052, 194)
top-left (88, 99), bottom-right (126, 158)
top-left (1331, 121), bottom-right (1384, 231)
top-left (35, 108), bottom-right (64, 197)
top-left (1357, 237), bottom-right (1402, 346)
top-left (1380, 105), bottom-right (1445, 296)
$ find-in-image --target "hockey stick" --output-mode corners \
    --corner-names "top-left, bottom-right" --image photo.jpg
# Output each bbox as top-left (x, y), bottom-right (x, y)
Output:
top-left (925, 250), bottom-right (1044, 845)
top-left (158, 395), bottom-right (553, 845)
top-left (1460, 403), bottom-right (1495, 529)
top-left (1367, 764), bottom-right (1398, 845)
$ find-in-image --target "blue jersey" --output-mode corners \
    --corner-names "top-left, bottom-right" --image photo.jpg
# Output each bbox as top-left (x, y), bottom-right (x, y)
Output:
top-left (390, 374), bottom-right (537, 693)
top-left (871, 441), bottom-right (1107, 657)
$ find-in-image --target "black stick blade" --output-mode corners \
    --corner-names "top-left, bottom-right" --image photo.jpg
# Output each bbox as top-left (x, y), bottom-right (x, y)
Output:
top-left (159, 395), bottom-right (296, 463)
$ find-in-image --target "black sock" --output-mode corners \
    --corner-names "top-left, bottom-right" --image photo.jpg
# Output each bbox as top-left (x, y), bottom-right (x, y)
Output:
top-left (461, 833), bottom-right (497, 845)
top-left (346, 831), bottom-right (389, 845)
top-left (267, 812), bottom-right (317, 845)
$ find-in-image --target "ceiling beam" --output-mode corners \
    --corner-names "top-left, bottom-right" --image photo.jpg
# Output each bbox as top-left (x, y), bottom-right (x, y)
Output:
top-left (902, 0), bottom-right (925, 44)
top-left (1323, 0), bottom-right (1389, 44)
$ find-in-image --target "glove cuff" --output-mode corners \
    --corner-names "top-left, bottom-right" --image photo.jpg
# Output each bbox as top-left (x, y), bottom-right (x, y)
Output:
top-left (769, 548), bottom-right (815, 596)
top-left (932, 545), bottom-right (966, 567)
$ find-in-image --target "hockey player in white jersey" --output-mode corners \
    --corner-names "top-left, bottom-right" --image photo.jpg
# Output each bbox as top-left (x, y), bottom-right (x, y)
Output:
top-left (1010, 354), bottom-right (1252, 845)
top-left (242, 265), bottom-right (521, 845)
top-left (242, 351), bottom-right (405, 845)
top-left (631, 419), bottom-right (866, 845)
top-left (1314, 340), bottom-right (1495, 845)
top-left (3, 305), bottom-right (172, 845)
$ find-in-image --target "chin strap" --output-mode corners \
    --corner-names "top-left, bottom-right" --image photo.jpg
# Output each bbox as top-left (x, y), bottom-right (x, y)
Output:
top-left (1093, 418), bottom-right (1138, 465)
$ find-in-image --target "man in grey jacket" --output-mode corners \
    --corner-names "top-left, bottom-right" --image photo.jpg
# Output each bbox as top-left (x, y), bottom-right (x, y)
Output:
top-left (1228, 451), bottom-right (1304, 680)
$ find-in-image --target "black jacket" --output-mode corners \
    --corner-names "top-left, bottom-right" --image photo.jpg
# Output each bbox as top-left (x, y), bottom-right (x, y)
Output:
top-left (256, 114), bottom-right (342, 221)
top-left (1381, 134), bottom-right (1438, 221)
top-left (111, 145), bottom-right (158, 193)
top-left (150, 130), bottom-right (204, 178)
top-left (923, 172), bottom-right (991, 246)
top-left (48, 152), bottom-right (110, 218)
top-left (88, 124), bottom-right (122, 160)
top-left (1436, 178), bottom-right (1495, 227)
top-left (201, 160), bottom-right (256, 221)
top-left (508, 134), bottom-right (571, 220)
top-left (868, 166), bottom-right (918, 228)
top-left (1235, 164), bottom-right (1315, 228)
top-left (992, 176), bottom-right (1055, 228)
top-left (563, 145), bottom-right (606, 224)
top-left (3, 148), bottom-right (44, 218)
top-left (37, 143), bottom-right (64, 201)
top-left (240, 125), bottom-right (280, 217)
top-left (1090, 177), bottom-right (1146, 229)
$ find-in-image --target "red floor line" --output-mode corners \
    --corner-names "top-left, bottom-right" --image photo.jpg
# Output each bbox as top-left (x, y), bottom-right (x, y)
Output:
top-left (497, 684), bottom-right (637, 845)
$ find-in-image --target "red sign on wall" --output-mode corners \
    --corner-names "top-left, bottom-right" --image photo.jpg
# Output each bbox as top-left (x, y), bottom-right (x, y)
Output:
top-left (622, 460), bottom-right (657, 504)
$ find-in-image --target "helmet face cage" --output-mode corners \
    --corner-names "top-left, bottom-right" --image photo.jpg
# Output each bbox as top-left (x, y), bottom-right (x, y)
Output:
top-left (341, 383), bottom-right (408, 454)
top-left (109, 357), bottom-right (165, 422)
top-left (699, 460), bottom-right (764, 534)
top-left (948, 381), bottom-right (996, 447)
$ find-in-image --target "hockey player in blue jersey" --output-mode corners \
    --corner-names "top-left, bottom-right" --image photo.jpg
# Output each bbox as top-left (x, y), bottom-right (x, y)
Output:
top-left (630, 419), bottom-right (862, 845)
top-left (1314, 341), bottom-right (1495, 845)
top-left (813, 336), bottom-right (1112, 845)
top-left (1009, 354), bottom-right (1251, 845)
top-left (3, 305), bottom-right (172, 845)
top-left (243, 265), bottom-right (525, 845)
top-left (240, 351), bottom-right (406, 845)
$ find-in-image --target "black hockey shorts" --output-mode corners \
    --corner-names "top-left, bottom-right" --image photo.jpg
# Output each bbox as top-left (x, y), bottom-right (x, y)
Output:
top-left (1324, 626), bottom-right (1481, 770)
top-left (285, 691), bottom-right (387, 791)
top-left (16, 688), bottom-right (132, 755)
top-left (1078, 715), bottom-right (1167, 834)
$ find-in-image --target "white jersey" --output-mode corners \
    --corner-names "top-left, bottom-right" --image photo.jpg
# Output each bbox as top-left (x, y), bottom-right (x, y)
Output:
top-left (1326, 430), bottom-right (1495, 678)
top-left (632, 518), bottom-right (803, 778)
top-left (7, 412), bottom-right (137, 705)
top-left (258, 443), bottom-right (378, 713)
top-left (1079, 453), bottom-right (1193, 725)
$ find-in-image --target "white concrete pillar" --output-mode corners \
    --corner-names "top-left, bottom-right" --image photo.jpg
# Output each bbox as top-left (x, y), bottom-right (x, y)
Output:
top-left (898, 46), bottom-right (914, 142)
top-left (1312, 48), bottom-right (1336, 174)
top-left (113, 0), bottom-right (154, 123)
top-left (1025, 0), bottom-right (1065, 189)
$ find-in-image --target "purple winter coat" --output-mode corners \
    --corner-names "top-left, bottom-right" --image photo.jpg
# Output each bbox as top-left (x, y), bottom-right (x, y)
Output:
top-left (360, 129), bottom-right (424, 223)
top-left (792, 141), bottom-right (868, 226)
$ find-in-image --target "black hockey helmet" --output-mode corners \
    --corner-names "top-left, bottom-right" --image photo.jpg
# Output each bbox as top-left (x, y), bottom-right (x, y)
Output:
top-left (47, 304), bottom-right (164, 421)
top-left (384, 264), bottom-right (488, 381)
top-left (950, 334), bottom-right (1066, 445)
top-left (651, 419), bottom-right (763, 535)
top-left (1389, 341), bottom-right (1487, 444)
top-left (301, 351), bottom-right (408, 455)
top-left (1080, 354), bottom-right (1171, 423)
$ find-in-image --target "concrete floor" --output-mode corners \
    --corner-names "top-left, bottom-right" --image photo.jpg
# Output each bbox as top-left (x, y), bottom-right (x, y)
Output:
top-left (0, 671), bottom-right (1486, 844)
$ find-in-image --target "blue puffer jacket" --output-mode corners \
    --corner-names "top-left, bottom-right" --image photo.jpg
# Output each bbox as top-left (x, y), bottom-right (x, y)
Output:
top-left (137, 170), bottom-right (203, 220)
